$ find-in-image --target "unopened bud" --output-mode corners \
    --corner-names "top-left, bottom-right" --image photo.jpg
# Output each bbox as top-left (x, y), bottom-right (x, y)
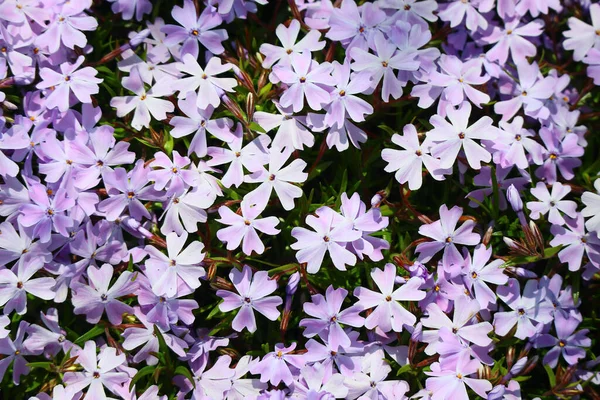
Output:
top-left (286, 272), bottom-right (300, 296)
top-left (510, 356), bottom-right (528, 376)
top-left (129, 29), bottom-right (151, 48)
top-left (506, 184), bottom-right (523, 212)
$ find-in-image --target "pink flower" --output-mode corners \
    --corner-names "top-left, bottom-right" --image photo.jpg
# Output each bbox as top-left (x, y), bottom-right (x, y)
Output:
top-left (216, 200), bottom-right (280, 255)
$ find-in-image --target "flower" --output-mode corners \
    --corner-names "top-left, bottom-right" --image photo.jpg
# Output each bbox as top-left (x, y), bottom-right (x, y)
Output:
top-left (415, 204), bottom-right (480, 269)
top-left (563, 3), bottom-right (600, 61)
top-left (425, 353), bottom-right (492, 400)
top-left (493, 278), bottom-right (553, 340)
top-left (148, 150), bottom-right (198, 197)
top-left (109, 70), bottom-right (175, 130)
top-left (259, 19), bottom-right (325, 68)
top-left (325, 0), bottom-right (386, 51)
top-left (550, 214), bottom-right (600, 272)
top-left (438, 0), bottom-right (490, 32)
top-left (462, 245), bottom-right (508, 308)
top-left (526, 182), bottom-right (578, 226)
top-left (354, 263), bottom-right (425, 333)
top-left (582, 179), bottom-right (600, 235)
top-left (216, 265), bottom-right (282, 333)
top-left (144, 231), bottom-right (206, 297)
top-left (534, 313), bottom-right (590, 368)
top-left (176, 356), bottom-right (235, 399)
top-left (299, 285), bottom-right (364, 351)
top-left (36, 56), bottom-right (102, 112)
top-left (162, 0), bottom-right (228, 57)
top-left (272, 52), bottom-right (333, 112)
top-left (0, 257), bottom-right (55, 315)
top-left (244, 146), bottom-right (308, 212)
top-left (172, 54), bottom-right (237, 110)
top-left (428, 55), bottom-right (490, 107)
top-left (250, 342), bottom-right (305, 386)
top-left (290, 206), bottom-right (361, 273)
top-left (428, 102), bottom-right (498, 170)
top-left (382, 123), bottom-right (448, 190)
top-left (63, 341), bottom-right (129, 399)
top-left (71, 264), bottom-right (137, 325)
top-left (216, 200), bottom-right (280, 255)
top-left (350, 31), bottom-right (419, 102)
top-left (36, 5), bottom-right (98, 53)
top-left (483, 18), bottom-right (544, 65)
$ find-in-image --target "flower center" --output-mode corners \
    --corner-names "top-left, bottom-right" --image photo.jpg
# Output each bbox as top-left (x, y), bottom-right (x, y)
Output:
top-left (299, 77), bottom-right (306, 83)
top-left (323, 235), bottom-right (330, 242)
top-left (549, 153), bottom-right (558, 160)
top-left (446, 236), bottom-right (453, 243)
top-left (127, 191), bottom-right (135, 198)
top-left (140, 94), bottom-right (147, 100)
top-left (96, 160), bottom-right (104, 167)
top-left (269, 174), bottom-right (276, 181)
top-left (359, 26), bottom-right (365, 33)
top-left (385, 295), bottom-right (392, 302)
top-left (458, 132), bottom-right (465, 139)
top-left (518, 308), bottom-right (525, 315)
top-left (506, 29), bottom-right (513, 35)
top-left (16, 281), bottom-right (23, 289)
top-left (93, 371), bottom-right (101, 379)
top-left (244, 219), bottom-right (251, 226)
top-left (235, 152), bottom-right (241, 158)
top-left (191, 29), bottom-right (199, 36)
top-left (169, 259), bottom-right (176, 267)
top-left (404, 4), bottom-right (411, 10)
top-left (276, 351), bottom-right (283, 358)
top-left (244, 297), bottom-right (251, 303)
top-left (456, 373), bottom-right (463, 379)
top-left (173, 198), bottom-right (180, 204)
top-left (202, 73), bottom-right (208, 79)
top-left (471, 272), bottom-right (478, 279)
top-left (46, 208), bottom-right (54, 216)
top-left (172, 167), bottom-right (178, 174)
top-left (522, 91), bottom-right (528, 96)
top-left (515, 134), bottom-right (521, 141)
top-left (381, 61), bottom-right (388, 68)
top-left (434, 285), bottom-right (440, 292)
top-left (558, 340), bottom-right (566, 347)
top-left (415, 149), bottom-right (422, 156)
top-left (100, 294), bottom-right (108, 301)
top-left (339, 90), bottom-right (346, 97)
top-left (286, 49), bottom-right (292, 54)
top-left (58, 335), bottom-right (65, 343)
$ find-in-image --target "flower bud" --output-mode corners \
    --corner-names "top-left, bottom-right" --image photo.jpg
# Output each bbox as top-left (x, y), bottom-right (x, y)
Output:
top-left (129, 28), bottom-right (151, 48)
top-left (510, 356), bottom-right (528, 376)
top-left (506, 184), bottom-right (523, 212)
top-left (286, 272), bottom-right (300, 296)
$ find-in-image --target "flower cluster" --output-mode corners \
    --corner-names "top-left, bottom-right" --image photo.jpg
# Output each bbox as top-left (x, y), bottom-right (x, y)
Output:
top-left (0, 0), bottom-right (599, 399)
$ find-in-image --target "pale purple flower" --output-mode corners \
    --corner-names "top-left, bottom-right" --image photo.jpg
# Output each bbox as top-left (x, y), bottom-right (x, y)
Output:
top-left (494, 61), bottom-right (555, 121)
top-left (108, 0), bottom-right (152, 21)
top-left (159, 187), bottom-right (211, 235)
top-left (465, 166), bottom-right (530, 211)
top-left (0, 220), bottom-right (51, 269)
top-left (217, 265), bottom-right (282, 333)
top-left (425, 353), bottom-right (492, 400)
top-left (144, 231), bottom-right (205, 297)
top-left (70, 128), bottom-right (136, 190)
top-left (325, 0), bottom-right (386, 51)
top-left (378, 0), bottom-right (438, 29)
top-left (339, 192), bottom-right (390, 261)
top-left (176, 356), bottom-right (234, 399)
top-left (493, 278), bottom-right (554, 340)
top-left (428, 55), bottom-right (490, 107)
top-left (0, 258), bottom-right (54, 316)
top-left (254, 102), bottom-right (315, 150)
top-left (0, 321), bottom-right (37, 385)
top-left (350, 31), bottom-right (419, 102)
top-left (162, 0), bottom-right (228, 57)
top-left (0, 24), bottom-right (32, 76)
top-left (98, 159), bottom-right (163, 221)
top-left (169, 92), bottom-right (235, 157)
top-left (216, 200), bottom-right (280, 255)
top-left (24, 308), bottom-right (70, 357)
top-left (462, 245), bottom-right (508, 308)
top-left (273, 52), bottom-right (333, 112)
top-left (71, 264), bottom-right (137, 325)
top-left (563, 4), bottom-right (600, 61)
top-left (223, 355), bottom-right (267, 400)
top-left (483, 18), bottom-right (544, 65)
top-left (584, 48), bottom-right (600, 85)
top-left (290, 206), bottom-right (361, 273)
top-left (515, 0), bottom-right (562, 17)
top-left (304, 331), bottom-right (364, 377)
top-left (299, 285), bottom-right (364, 351)
top-left (148, 150), bottom-right (197, 196)
top-left (382, 123), bottom-right (448, 190)
top-left (36, 6), bottom-right (98, 53)
top-left (582, 179), bottom-right (600, 234)
top-left (259, 19), bottom-right (325, 68)
top-left (122, 309), bottom-right (187, 365)
top-left (526, 182), bottom-right (578, 226)
top-left (250, 342), bottom-right (305, 386)
top-left (244, 146), bottom-right (308, 211)
top-left (63, 341), bottom-right (129, 400)
top-left (324, 60), bottom-right (373, 129)
top-left (354, 263), bottom-right (425, 332)
top-left (415, 204), bottom-right (480, 268)
top-left (438, 0), bottom-right (492, 32)
top-left (0, 316), bottom-right (9, 339)
top-left (110, 70), bottom-right (174, 130)
top-left (36, 56), bottom-right (102, 112)
top-left (492, 116), bottom-right (544, 169)
top-left (0, 123), bottom-right (31, 178)
top-left (172, 54), bottom-right (237, 110)
top-left (18, 184), bottom-right (75, 243)
top-left (421, 296), bottom-right (493, 355)
top-left (345, 351), bottom-right (409, 399)
top-left (550, 214), bottom-right (600, 272)
top-left (534, 313), bottom-right (590, 368)
top-left (291, 363), bottom-right (348, 399)
top-left (428, 102), bottom-right (498, 170)
top-left (207, 125), bottom-right (270, 188)
top-left (535, 128), bottom-right (583, 184)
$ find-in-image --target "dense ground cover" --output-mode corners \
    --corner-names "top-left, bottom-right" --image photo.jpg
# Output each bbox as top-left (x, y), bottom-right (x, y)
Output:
top-left (1, 0), bottom-right (600, 398)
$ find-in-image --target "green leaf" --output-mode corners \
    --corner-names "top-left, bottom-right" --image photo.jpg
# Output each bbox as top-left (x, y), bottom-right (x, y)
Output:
top-left (74, 325), bottom-right (105, 345)
top-left (129, 365), bottom-right (157, 390)
top-left (249, 122), bottom-right (266, 134)
top-left (26, 362), bottom-right (53, 371)
top-left (544, 364), bottom-right (556, 387)
top-left (163, 130), bottom-right (174, 155)
top-left (174, 365), bottom-right (196, 388)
